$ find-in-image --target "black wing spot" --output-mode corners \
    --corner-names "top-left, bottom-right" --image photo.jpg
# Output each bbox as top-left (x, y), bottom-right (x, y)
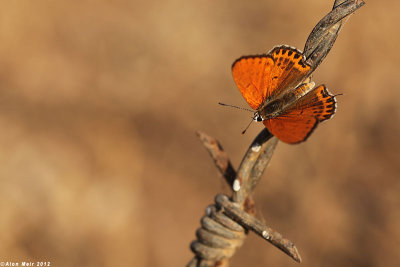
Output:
top-left (321, 89), bottom-right (331, 98)
top-left (299, 61), bottom-right (307, 68)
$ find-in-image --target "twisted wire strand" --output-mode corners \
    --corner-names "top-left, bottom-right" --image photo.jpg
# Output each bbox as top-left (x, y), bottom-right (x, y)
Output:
top-left (190, 204), bottom-right (246, 262)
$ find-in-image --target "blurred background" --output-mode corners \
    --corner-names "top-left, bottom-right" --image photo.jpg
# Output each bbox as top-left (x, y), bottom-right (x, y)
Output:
top-left (0, 0), bottom-right (399, 266)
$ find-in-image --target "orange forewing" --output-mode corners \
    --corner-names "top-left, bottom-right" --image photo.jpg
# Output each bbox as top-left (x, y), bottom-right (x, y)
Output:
top-left (231, 56), bottom-right (274, 109)
top-left (263, 85), bottom-right (336, 144)
top-left (232, 46), bottom-right (311, 110)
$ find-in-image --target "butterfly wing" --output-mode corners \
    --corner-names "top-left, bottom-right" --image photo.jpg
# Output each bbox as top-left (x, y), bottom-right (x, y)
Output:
top-left (232, 46), bottom-right (311, 110)
top-left (231, 56), bottom-right (274, 109)
top-left (263, 115), bottom-right (318, 144)
top-left (292, 84), bottom-right (337, 122)
top-left (263, 84), bottom-right (337, 144)
top-left (269, 46), bottom-right (311, 98)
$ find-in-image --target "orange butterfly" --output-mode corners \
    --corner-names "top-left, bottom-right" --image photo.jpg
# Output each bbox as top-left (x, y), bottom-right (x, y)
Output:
top-left (232, 45), bottom-right (337, 144)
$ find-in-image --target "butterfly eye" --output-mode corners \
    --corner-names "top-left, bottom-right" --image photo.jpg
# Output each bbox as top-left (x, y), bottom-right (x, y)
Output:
top-left (254, 113), bottom-right (263, 122)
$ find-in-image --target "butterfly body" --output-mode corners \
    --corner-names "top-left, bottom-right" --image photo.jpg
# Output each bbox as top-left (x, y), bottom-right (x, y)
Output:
top-left (258, 98), bottom-right (284, 119)
top-left (257, 78), bottom-right (316, 120)
top-left (232, 46), bottom-right (337, 144)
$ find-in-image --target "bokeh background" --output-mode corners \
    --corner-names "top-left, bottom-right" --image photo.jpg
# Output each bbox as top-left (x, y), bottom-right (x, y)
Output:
top-left (0, 0), bottom-right (399, 266)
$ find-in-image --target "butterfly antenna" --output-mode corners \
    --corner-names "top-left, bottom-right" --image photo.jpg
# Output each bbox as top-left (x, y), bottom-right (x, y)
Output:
top-left (241, 114), bottom-right (257, 135)
top-left (218, 102), bottom-right (254, 113)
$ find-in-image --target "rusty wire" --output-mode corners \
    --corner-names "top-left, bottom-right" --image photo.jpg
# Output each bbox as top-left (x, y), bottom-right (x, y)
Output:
top-left (187, 1), bottom-right (365, 266)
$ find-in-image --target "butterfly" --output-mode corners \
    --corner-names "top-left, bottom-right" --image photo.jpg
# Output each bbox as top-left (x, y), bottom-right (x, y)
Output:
top-left (231, 45), bottom-right (337, 144)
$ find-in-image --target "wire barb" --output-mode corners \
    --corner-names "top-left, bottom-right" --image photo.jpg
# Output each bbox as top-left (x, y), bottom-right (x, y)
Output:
top-left (215, 194), bottom-right (302, 263)
top-left (196, 131), bottom-right (237, 187)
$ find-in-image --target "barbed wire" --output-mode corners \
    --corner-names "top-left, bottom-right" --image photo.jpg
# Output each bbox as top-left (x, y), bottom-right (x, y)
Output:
top-left (187, 1), bottom-right (365, 266)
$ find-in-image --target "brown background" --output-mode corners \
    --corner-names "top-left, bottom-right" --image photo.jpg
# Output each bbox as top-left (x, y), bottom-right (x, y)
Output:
top-left (0, 0), bottom-right (399, 266)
